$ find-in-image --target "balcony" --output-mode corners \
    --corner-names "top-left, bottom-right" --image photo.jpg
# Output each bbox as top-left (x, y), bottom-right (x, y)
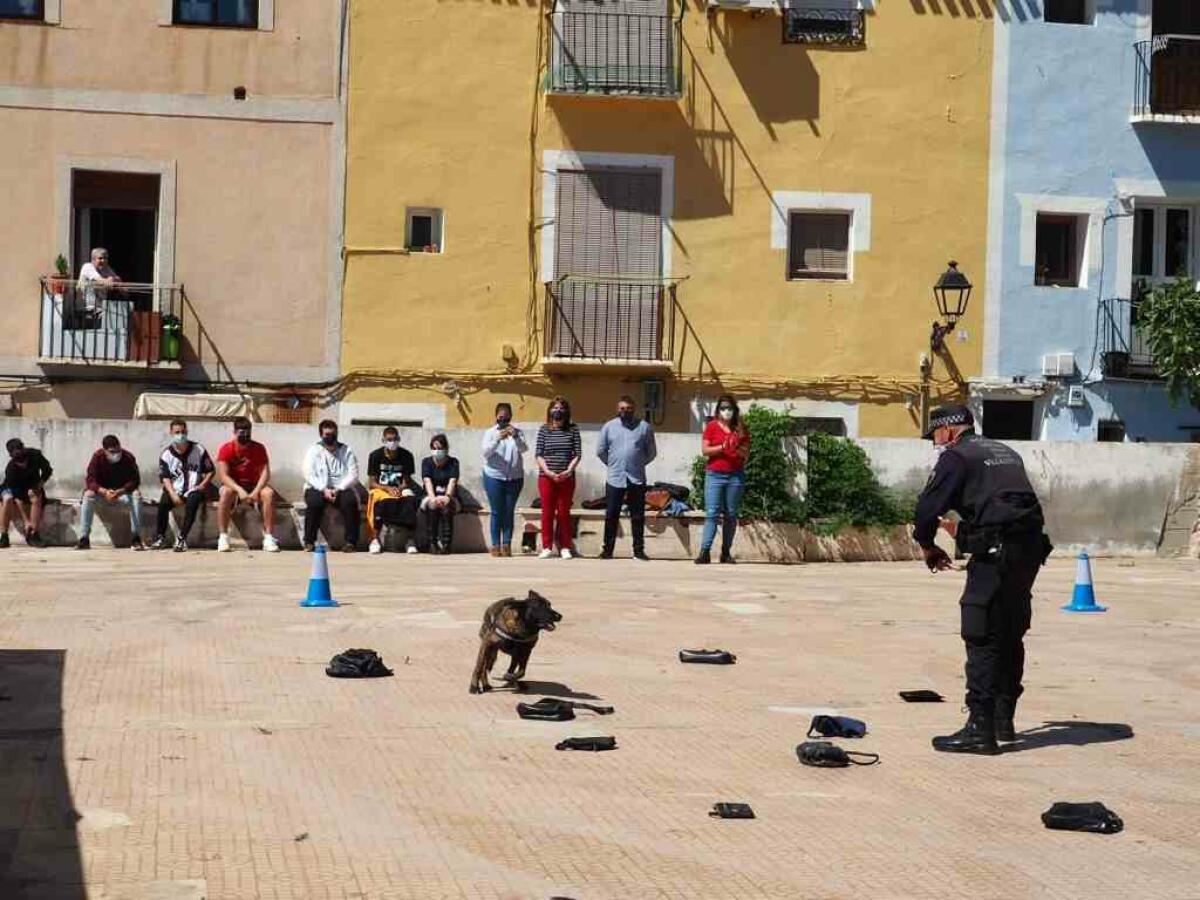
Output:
top-left (1100, 297), bottom-right (1158, 379)
top-left (782, 7), bottom-right (866, 47)
top-left (1133, 35), bottom-right (1200, 122)
top-left (548, 4), bottom-right (682, 98)
top-left (38, 277), bottom-right (185, 368)
top-left (544, 277), bottom-right (676, 370)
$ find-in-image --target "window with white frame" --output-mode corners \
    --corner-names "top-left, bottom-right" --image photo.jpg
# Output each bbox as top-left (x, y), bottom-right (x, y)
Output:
top-left (174, 0), bottom-right (257, 28)
top-left (1034, 213), bottom-right (1087, 287)
top-left (1044, 0), bottom-right (1093, 25)
top-left (1132, 204), bottom-right (1192, 284)
top-left (405, 208), bottom-right (444, 253)
top-left (787, 211), bottom-right (851, 281)
top-left (0, 0), bottom-right (43, 20)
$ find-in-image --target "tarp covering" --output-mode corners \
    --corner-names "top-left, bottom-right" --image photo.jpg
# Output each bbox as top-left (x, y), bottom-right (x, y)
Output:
top-left (133, 392), bottom-right (251, 420)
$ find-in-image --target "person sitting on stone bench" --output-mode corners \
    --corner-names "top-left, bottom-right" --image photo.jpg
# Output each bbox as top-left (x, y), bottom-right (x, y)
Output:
top-left (216, 416), bottom-right (280, 553)
top-left (420, 433), bottom-right (460, 555)
top-left (1, 438), bottom-right (53, 549)
top-left (150, 419), bottom-right (215, 553)
top-left (302, 420), bottom-right (361, 553)
top-left (366, 425), bottom-right (418, 555)
top-left (77, 434), bottom-right (144, 551)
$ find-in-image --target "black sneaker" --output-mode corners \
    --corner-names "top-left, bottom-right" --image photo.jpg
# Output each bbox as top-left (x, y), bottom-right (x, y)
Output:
top-left (303, 541), bottom-right (315, 552)
top-left (75, 536), bottom-right (91, 551)
top-left (719, 551), bottom-right (736, 564)
top-left (633, 550), bottom-right (650, 562)
top-left (341, 543), bottom-right (357, 553)
top-left (694, 548), bottom-right (711, 565)
top-left (173, 537), bottom-right (188, 553)
top-left (598, 549), bottom-right (614, 560)
top-left (149, 535), bottom-right (170, 550)
top-left (0, 533), bottom-right (9, 549)
top-left (130, 538), bottom-right (146, 552)
top-left (26, 531), bottom-right (46, 549)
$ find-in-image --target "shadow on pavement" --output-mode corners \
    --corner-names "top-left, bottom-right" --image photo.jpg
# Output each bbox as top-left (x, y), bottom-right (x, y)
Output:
top-left (0, 650), bottom-right (85, 899)
top-left (1003, 720), bottom-right (1135, 753)
top-left (511, 680), bottom-right (603, 701)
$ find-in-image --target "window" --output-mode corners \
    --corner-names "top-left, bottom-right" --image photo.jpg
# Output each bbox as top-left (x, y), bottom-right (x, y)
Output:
top-left (1035, 213), bottom-right (1086, 287)
top-left (1044, 0), bottom-right (1092, 25)
top-left (0, 0), bottom-right (43, 20)
top-left (174, 0), bottom-right (257, 28)
top-left (788, 212), bottom-right (851, 281)
top-left (782, 7), bottom-right (866, 46)
top-left (1097, 420), bottom-right (1126, 442)
top-left (981, 400), bottom-right (1035, 441)
top-left (1130, 205), bottom-right (1194, 281)
top-left (405, 208), bottom-right (443, 253)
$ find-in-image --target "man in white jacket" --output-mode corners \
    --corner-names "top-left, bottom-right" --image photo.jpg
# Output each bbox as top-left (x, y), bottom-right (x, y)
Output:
top-left (301, 420), bottom-right (362, 552)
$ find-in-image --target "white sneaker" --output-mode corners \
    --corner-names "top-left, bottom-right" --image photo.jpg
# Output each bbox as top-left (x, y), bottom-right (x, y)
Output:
top-left (560, 548), bottom-right (573, 559)
top-left (368, 539), bottom-right (382, 554)
top-left (217, 533), bottom-right (231, 553)
top-left (405, 543), bottom-right (419, 555)
top-left (263, 534), bottom-right (280, 553)
top-left (538, 548), bottom-right (555, 559)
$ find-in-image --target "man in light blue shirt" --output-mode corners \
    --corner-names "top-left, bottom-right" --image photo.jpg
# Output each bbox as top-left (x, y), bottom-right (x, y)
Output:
top-left (596, 395), bottom-right (657, 560)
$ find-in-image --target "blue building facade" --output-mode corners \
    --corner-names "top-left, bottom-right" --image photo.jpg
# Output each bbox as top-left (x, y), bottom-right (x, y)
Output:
top-left (983, 0), bottom-right (1200, 442)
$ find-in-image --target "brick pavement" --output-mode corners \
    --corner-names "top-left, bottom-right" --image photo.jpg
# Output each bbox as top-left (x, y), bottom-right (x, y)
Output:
top-left (0, 548), bottom-right (1197, 899)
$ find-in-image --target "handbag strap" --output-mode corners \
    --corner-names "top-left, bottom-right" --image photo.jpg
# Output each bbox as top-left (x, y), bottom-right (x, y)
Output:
top-left (845, 750), bottom-right (880, 766)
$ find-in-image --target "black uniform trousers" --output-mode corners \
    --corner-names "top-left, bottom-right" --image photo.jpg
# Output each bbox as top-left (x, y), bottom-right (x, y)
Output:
top-left (959, 534), bottom-right (1043, 717)
top-left (602, 481), bottom-right (647, 555)
top-left (303, 487), bottom-right (361, 547)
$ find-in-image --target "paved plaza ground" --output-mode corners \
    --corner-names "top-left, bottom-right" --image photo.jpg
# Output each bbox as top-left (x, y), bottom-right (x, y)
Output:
top-left (0, 548), bottom-right (1197, 899)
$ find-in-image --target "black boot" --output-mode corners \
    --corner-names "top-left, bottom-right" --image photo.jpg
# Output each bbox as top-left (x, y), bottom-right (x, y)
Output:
top-left (694, 548), bottom-right (711, 565)
top-left (994, 698), bottom-right (1016, 742)
top-left (932, 712), bottom-right (999, 755)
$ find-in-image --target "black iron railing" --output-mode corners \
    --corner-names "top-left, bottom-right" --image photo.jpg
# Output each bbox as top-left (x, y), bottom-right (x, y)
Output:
top-left (782, 7), bottom-right (866, 46)
top-left (545, 277), bottom-right (675, 362)
top-left (38, 277), bottom-right (186, 365)
top-left (549, 8), bottom-right (682, 97)
top-left (1100, 297), bottom-right (1157, 378)
top-left (1134, 35), bottom-right (1200, 118)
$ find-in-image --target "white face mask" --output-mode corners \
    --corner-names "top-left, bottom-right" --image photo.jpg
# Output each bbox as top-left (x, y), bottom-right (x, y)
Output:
top-left (718, 408), bottom-right (734, 423)
top-left (384, 440), bottom-right (399, 451)
top-left (106, 451), bottom-right (122, 464)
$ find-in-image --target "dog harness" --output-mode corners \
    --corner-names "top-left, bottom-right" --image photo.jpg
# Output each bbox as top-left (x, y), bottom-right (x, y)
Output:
top-left (493, 623), bottom-right (536, 644)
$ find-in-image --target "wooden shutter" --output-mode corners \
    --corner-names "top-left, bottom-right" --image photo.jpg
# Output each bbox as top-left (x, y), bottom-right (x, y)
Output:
top-left (788, 212), bottom-right (850, 280)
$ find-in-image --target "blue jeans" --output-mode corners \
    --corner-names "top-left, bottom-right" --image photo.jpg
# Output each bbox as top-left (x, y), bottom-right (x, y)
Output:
top-left (483, 473), bottom-right (523, 548)
top-left (701, 471), bottom-right (745, 554)
top-left (80, 490), bottom-right (143, 540)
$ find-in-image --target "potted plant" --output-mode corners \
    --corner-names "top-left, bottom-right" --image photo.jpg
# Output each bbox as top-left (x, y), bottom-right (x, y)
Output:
top-left (47, 254), bottom-right (70, 296)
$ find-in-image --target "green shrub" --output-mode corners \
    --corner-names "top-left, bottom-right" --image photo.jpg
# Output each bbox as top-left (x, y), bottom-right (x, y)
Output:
top-left (804, 431), bottom-right (910, 532)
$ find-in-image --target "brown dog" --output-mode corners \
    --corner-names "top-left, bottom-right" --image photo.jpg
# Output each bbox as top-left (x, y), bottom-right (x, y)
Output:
top-left (469, 590), bottom-right (562, 694)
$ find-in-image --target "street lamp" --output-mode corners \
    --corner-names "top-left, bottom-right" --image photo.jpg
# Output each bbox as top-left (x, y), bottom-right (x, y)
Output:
top-left (930, 260), bottom-right (972, 352)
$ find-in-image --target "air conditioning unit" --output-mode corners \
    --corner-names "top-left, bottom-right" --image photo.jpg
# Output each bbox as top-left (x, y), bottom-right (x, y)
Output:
top-left (1066, 385), bottom-right (1086, 408)
top-left (707, 0), bottom-right (782, 11)
top-left (1041, 352), bottom-right (1076, 378)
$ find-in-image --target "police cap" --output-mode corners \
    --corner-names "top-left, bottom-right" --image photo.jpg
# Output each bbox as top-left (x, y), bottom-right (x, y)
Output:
top-left (923, 404), bottom-right (974, 440)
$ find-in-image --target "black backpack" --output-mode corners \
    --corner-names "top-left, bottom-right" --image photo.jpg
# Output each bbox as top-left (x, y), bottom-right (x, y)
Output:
top-left (325, 648), bottom-right (394, 678)
top-left (1041, 802), bottom-right (1123, 835)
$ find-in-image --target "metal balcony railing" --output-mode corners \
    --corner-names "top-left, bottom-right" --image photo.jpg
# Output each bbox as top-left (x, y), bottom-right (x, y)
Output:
top-left (545, 277), bottom-right (675, 363)
top-left (1134, 35), bottom-right (1200, 118)
top-left (548, 7), bottom-right (682, 97)
top-left (1100, 297), bottom-right (1157, 379)
top-left (38, 277), bottom-right (186, 366)
top-left (782, 7), bottom-right (866, 46)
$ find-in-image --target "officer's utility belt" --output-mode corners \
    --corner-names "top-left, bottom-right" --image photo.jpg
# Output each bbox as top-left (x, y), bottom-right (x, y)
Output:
top-left (957, 523), bottom-right (1042, 557)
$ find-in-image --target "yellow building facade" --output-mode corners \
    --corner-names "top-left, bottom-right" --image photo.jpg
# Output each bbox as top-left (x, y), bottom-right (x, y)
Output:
top-left (342, 1), bottom-right (992, 436)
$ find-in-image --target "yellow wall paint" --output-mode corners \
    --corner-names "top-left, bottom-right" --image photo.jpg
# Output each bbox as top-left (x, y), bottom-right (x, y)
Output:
top-left (343, 1), bottom-right (992, 434)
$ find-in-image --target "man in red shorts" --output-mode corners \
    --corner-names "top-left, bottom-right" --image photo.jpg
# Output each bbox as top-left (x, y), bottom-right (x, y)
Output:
top-left (215, 417), bottom-right (279, 552)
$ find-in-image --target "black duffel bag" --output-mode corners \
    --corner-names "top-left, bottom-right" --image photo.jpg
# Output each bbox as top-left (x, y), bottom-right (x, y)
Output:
top-left (325, 648), bottom-right (394, 678)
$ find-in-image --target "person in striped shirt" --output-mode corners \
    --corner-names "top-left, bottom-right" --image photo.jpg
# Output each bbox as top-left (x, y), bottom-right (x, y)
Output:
top-left (535, 395), bottom-right (582, 559)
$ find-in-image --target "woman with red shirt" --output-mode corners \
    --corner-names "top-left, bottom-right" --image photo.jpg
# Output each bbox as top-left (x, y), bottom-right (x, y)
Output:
top-left (696, 394), bottom-right (750, 564)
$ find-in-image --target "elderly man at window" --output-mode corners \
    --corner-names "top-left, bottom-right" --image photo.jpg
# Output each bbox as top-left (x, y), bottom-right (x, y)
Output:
top-left (78, 247), bottom-right (122, 323)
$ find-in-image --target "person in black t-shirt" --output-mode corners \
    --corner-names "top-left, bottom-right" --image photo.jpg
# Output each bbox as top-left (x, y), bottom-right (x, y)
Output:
top-left (366, 426), bottom-right (418, 554)
top-left (1, 438), bottom-right (53, 548)
top-left (420, 433), bottom-right (460, 554)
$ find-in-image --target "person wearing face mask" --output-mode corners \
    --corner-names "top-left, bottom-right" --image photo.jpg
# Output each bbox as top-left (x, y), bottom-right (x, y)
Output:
top-left (366, 426), bottom-right (418, 555)
top-left (151, 420), bottom-right (215, 552)
top-left (596, 395), bottom-right (657, 561)
top-left (534, 395), bottom-right (582, 559)
top-left (76, 435), bottom-right (143, 550)
top-left (1, 438), bottom-right (53, 549)
top-left (480, 402), bottom-right (527, 557)
top-left (215, 417), bottom-right (279, 553)
top-left (420, 434), bottom-right (461, 554)
top-left (696, 394), bottom-right (750, 565)
top-left (301, 420), bottom-right (362, 552)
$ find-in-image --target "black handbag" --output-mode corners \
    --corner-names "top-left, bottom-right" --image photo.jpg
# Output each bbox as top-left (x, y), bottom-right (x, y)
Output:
top-left (325, 648), bottom-right (394, 678)
top-left (796, 741), bottom-right (879, 768)
top-left (898, 689), bottom-right (944, 703)
top-left (555, 736), bottom-right (617, 751)
top-left (709, 802), bottom-right (755, 819)
top-left (1041, 802), bottom-right (1123, 835)
top-left (679, 649), bottom-right (737, 665)
top-left (807, 715), bottom-right (867, 738)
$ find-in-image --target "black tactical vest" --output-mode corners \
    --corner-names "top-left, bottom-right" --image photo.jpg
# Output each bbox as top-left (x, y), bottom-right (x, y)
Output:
top-left (945, 434), bottom-right (1044, 536)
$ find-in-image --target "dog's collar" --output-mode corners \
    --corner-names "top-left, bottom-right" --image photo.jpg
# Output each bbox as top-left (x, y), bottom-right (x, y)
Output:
top-left (493, 624), bottom-right (536, 644)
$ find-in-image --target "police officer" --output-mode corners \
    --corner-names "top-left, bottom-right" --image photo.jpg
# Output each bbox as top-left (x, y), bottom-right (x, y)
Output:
top-left (914, 405), bottom-right (1051, 755)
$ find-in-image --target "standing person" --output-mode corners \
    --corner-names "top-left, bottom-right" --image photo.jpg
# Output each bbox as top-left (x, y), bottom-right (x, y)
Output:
top-left (0, 438), bottom-right (53, 548)
top-left (78, 247), bottom-right (122, 321)
top-left (597, 395), bottom-right (657, 561)
top-left (215, 417), bottom-right (280, 553)
top-left (535, 395), bottom-right (582, 559)
top-left (151, 420), bottom-right (215, 552)
top-left (480, 402), bottom-right (527, 557)
top-left (77, 435), bottom-right (143, 550)
top-left (420, 434), bottom-right (460, 554)
top-left (366, 426), bottom-right (418, 555)
top-left (302, 420), bottom-right (362, 552)
top-left (696, 394), bottom-right (750, 565)
top-left (914, 405), bottom-right (1051, 755)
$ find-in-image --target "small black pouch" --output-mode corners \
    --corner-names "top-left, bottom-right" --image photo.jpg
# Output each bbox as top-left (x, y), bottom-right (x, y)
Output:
top-left (1041, 802), bottom-right (1123, 835)
top-left (679, 649), bottom-right (737, 665)
top-left (325, 648), bottom-right (394, 678)
top-left (796, 741), bottom-right (879, 767)
top-left (709, 802), bottom-right (755, 819)
top-left (517, 699), bottom-right (575, 721)
top-left (555, 736), bottom-right (617, 752)
top-left (898, 690), bottom-right (944, 703)
top-left (807, 715), bottom-right (867, 738)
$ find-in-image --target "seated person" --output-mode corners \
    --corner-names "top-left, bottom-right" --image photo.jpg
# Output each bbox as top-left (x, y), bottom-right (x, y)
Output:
top-left (301, 420), bottom-right (361, 553)
top-left (366, 426), bottom-right (418, 555)
top-left (216, 417), bottom-right (280, 553)
top-left (151, 419), bottom-right (215, 552)
top-left (78, 247), bottom-right (121, 324)
top-left (421, 433), bottom-right (460, 555)
top-left (77, 435), bottom-right (144, 551)
top-left (1, 438), bottom-right (53, 549)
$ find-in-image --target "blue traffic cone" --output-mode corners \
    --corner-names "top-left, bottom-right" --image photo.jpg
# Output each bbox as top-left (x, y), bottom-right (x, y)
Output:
top-left (299, 544), bottom-right (339, 608)
top-left (1062, 551), bottom-right (1106, 613)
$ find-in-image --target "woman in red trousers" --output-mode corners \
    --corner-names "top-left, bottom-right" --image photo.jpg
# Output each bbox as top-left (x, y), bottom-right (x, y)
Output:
top-left (535, 395), bottom-right (582, 559)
